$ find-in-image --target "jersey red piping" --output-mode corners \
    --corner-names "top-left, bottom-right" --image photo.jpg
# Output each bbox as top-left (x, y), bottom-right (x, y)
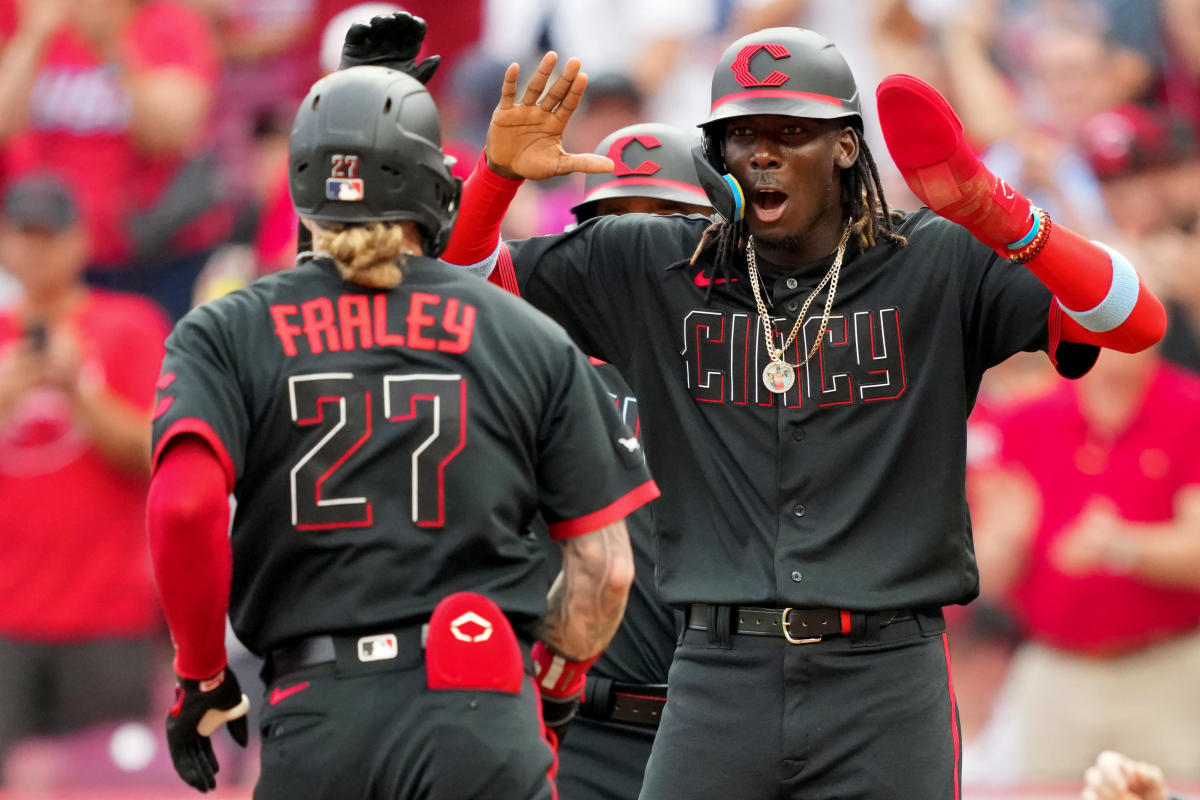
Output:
top-left (941, 632), bottom-right (961, 800)
top-left (1047, 301), bottom-right (1064, 367)
top-left (153, 418), bottom-right (236, 491)
top-left (548, 479), bottom-right (661, 540)
top-left (529, 675), bottom-right (561, 798)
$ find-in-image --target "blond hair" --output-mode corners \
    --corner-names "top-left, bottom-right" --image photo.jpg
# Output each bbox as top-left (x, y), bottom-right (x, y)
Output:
top-left (312, 222), bottom-right (420, 289)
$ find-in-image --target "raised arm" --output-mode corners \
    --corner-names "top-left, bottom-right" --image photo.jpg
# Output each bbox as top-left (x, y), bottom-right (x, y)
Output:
top-left (876, 74), bottom-right (1166, 355)
top-left (441, 52), bottom-right (613, 269)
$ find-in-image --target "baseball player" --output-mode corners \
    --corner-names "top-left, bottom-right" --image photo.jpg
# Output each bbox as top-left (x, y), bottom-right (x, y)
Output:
top-left (146, 65), bottom-right (659, 798)
top-left (516, 123), bottom-right (711, 800)
top-left (430, 28), bottom-right (1167, 799)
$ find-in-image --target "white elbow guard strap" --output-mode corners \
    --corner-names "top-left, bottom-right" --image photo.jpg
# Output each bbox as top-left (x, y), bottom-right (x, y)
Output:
top-left (1056, 241), bottom-right (1140, 333)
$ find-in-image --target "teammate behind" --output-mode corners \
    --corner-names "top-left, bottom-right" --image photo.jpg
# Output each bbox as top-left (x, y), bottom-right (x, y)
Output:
top-left (432, 29), bottom-right (1167, 800)
top-left (532, 123), bottom-right (711, 800)
top-left (146, 65), bottom-right (657, 798)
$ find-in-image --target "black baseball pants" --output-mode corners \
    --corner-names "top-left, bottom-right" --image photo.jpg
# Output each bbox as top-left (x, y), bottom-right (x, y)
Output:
top-left (254, 632), bottom-right (555, 800)
top-left (557, 716), bottom-right (656, 800)
top-left (638, 609), bottom-right (960, 800)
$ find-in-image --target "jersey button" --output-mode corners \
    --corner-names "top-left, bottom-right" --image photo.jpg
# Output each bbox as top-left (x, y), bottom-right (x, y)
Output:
top-left (793, 504), bottom-right (806, 517)
top-left (791, 570), bottom-right (803, 582)
top-left (786, 278), bottom-right (798, 290)
top-left (786, 300), bottom-right (799, 313)
top-left (792, 426), bottom-right (805, 442)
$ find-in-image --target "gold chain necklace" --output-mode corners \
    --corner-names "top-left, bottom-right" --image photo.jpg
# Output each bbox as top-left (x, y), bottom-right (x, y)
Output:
top-left (746, 226), bottom-right (851, 394)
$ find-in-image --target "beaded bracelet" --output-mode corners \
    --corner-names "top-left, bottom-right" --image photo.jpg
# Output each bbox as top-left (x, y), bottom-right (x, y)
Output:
top-left (1008, 207), bottom-right (1052, 264)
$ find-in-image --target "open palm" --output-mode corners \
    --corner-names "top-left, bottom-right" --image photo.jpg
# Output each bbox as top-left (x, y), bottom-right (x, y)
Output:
top-left (485, 53), bottom-right (614, 181)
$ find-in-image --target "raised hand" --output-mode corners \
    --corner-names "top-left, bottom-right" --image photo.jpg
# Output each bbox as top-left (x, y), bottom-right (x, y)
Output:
top-left (339, 12), bottom-right (440, 83)
top-left (485, 52), bottom-right (614, 181)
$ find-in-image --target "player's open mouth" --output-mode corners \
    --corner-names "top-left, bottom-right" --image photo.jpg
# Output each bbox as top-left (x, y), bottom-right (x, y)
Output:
top-left (752, 189), bottom-right (788, 223)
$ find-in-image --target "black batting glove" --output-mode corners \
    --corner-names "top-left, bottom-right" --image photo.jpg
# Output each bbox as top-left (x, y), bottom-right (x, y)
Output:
top-left (339, 12), bottom-right (440, 84)
top-left (165, 667), bottom-right (250, 793)
top-left (539, 692), bottom-right (581, 747)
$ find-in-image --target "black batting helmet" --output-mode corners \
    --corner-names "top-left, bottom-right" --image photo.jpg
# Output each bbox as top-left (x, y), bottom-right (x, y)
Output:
top-left (570, 124), bottom-right (711, 222)
top-left (692, 28), bottom-right (861, 222)
top-left (289, 66), bottom-right (461, 256)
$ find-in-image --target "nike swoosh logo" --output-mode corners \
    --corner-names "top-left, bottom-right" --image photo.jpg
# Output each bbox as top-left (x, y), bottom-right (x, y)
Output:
top-left (694, 271), bottom-right (738, 287)
top-left (269, 681), bottom-right (311, 705)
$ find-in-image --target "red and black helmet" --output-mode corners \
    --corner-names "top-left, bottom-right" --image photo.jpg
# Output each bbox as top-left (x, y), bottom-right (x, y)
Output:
top-left (570, 123), bottom-right (711, 222)
top-left (692, 28), bottom-right (861, 222)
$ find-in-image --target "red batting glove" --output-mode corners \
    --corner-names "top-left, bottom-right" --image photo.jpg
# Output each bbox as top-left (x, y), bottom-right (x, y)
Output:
top-left (876, 74), bottom-right (1033, 253)
top-left (531, 641), bottom-right (598, 748)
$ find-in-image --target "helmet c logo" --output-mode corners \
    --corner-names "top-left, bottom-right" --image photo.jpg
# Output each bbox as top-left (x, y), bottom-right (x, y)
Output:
top-left (730, 44), bottom-right (791, 88)
top-left (606, 135), bottom-right (663, 177)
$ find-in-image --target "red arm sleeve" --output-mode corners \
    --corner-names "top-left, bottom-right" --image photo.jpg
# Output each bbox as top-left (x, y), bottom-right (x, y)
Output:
top-left (442, 153), bottom-right (523, 267)
top-left (147, 435), bottom-right (231, 680)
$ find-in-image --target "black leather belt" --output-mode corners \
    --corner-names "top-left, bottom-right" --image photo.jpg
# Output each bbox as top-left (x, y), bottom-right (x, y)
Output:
top-left (688, 603), bottom-right (851, 642)
top-left (263, 627), bottom-right (423, 684)
top-left (687, 604), bottom-right (913, 643)
top-left (264, 636), bottom-right (338, 683)
top-left (581, 675), bottom-right (667, 729)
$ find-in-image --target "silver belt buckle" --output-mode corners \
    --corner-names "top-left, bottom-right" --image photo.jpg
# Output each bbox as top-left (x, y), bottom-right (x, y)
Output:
top-left (780, 607), bottom-right (823, 644)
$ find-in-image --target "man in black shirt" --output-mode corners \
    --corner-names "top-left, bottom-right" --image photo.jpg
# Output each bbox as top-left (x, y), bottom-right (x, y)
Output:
top-left (439, 28), bottom-right (1166, 800)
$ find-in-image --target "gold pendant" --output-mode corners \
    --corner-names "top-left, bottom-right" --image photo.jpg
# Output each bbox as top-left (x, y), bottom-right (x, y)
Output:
top-left (763, 360), bottom-right (795, 394)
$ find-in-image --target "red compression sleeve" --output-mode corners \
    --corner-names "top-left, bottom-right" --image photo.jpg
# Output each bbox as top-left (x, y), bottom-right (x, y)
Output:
top-left (1026, 225), bottom-right (1166, 353)
top-left (441, 153), bottom-right (523, 267)
top-left (147, 436), bottom-right (232, 680)
top-left (877, 73), bottom-right (1166, 353)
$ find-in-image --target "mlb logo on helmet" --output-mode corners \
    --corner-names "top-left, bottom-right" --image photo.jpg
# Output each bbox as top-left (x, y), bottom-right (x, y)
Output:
top-left (326, 177), bottom-right (365, 201)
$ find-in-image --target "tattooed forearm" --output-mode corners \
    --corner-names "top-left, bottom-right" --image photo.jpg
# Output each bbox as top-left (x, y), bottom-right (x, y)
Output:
top-left (542, 519), bottom-right (634, 661)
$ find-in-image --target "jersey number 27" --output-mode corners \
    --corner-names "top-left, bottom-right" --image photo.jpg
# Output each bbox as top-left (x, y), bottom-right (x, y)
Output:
top-left (288, 372), bottom-right (465, 530)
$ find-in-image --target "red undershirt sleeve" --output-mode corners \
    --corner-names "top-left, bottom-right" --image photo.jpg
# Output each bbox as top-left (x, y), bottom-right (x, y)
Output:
top-left (147, 435), bottom-right (232, 680)
top-left (442, 153), bottom-right (523, 267)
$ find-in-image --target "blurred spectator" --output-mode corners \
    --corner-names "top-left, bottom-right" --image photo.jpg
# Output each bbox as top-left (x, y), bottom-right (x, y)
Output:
top-left (200, 0), bottom-right (319, 208)
top-left (0, 175), bottom-right (170, 783)
top-left (0, 0), bottom-right (231, 321)
top-left (1078, 106), bottom-right (1200, 373)
top-left (976, 346), bottom-right (1200, 781)
top-left (1159, 0), bottom-right (1200, 136)
top-left (474, 0), bottom-right (717, 128)
top-left (931, 0), bottom-right (1138, 235)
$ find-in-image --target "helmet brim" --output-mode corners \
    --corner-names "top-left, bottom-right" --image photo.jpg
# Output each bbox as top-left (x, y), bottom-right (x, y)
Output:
top-left (701, 91), bottom-right (860, 128)
top-left (570, 177), bottom-right (711, 219)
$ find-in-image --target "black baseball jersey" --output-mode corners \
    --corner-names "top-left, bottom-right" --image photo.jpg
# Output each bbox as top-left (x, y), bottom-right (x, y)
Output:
top-left (501, 209), bottom-right (1098, 611)
top-left (151, 256), bottom-right (657, 654)
top-left (589, 361), bottom-right (677, 685)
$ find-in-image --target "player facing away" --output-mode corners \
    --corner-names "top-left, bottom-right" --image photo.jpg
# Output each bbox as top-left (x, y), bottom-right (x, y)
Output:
top-left (146, 65), bottom-right (660, 798)
top-left (434, 28), bottom-right (1167, 800)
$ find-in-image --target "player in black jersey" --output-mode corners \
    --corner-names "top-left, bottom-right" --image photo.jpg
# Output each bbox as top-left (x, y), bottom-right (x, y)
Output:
top-left (433, 29), bottom-right (1168, 800)
top-left (145, 64), bottom-right (659, 798)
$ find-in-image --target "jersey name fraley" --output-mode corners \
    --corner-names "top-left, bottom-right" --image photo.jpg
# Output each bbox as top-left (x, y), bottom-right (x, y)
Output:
top-left (269, 292), bottom-right (476, 357)
top-left (683, 306), bottom-right (905, 408)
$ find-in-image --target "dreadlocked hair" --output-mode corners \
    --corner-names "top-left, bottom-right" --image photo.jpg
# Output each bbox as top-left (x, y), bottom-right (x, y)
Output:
top-left (312, 221), bottom-right (418, 289)
top-left (689, 135), bottom-right (907, 301)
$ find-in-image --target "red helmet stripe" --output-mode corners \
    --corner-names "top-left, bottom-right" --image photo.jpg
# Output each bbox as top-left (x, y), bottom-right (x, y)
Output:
top-left (583, 176), bottom-right (709, 202)
top-left (710, 88), bottom-right (846, 113)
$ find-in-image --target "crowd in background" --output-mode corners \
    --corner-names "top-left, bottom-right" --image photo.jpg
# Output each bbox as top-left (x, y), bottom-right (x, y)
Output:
top-left (0, 0), bottom-right (1198, 795)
